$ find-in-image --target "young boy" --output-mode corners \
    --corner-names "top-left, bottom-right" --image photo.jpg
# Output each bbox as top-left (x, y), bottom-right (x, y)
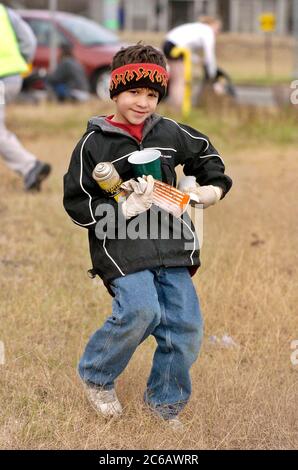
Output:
top-left (63, 44), bottom-right (232, 428)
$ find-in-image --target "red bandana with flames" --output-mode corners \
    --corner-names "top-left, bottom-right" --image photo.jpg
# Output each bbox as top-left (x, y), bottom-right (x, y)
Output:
top-left (109, 63), bottom-right (169, 101)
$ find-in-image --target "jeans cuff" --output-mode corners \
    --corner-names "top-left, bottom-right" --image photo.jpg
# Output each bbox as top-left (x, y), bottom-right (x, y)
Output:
top-left (144, 396), bottom-right (187, 420)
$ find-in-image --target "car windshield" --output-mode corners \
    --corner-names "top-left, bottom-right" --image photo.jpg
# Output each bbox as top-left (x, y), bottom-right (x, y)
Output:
top-left (60, 15), bottom-right (119, 46)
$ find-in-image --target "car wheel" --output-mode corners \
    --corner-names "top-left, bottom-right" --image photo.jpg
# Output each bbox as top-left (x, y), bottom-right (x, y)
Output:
top-left (93, 68), bottom-right (111, 101)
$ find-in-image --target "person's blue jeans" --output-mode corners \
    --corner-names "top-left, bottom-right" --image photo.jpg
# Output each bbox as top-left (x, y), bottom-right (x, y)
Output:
top-left (78, 267), bottom-right (203, 419)
top-left (52, 83), bottom-right (71, 101)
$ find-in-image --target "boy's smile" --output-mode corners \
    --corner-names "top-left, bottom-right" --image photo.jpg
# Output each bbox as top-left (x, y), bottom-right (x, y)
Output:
top-left (112, 88), bottom-right (159, 125)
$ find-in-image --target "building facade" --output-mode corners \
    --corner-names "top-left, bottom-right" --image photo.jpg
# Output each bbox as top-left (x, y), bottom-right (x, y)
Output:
top-left (122, 0), bottom-right (293, 34)
top-left (2, 0), bottom-right (294, 34)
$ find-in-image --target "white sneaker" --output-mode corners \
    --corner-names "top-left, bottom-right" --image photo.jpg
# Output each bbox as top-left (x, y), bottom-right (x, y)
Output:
top-left (84, 385), bottom-right (123, 418)
top-left (167, 417), bottom-right (184, 432)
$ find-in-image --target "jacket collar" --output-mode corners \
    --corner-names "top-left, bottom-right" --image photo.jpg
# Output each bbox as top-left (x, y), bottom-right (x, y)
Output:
top-left (86, 113), bottom-right (163, 143)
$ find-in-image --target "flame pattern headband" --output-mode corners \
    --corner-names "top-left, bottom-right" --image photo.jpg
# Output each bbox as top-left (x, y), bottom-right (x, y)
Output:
top-left (109, 63), bottom-right (169, 102)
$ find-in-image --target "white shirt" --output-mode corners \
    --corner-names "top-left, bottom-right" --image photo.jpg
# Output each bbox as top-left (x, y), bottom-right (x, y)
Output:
top-left (166, 23), bottom-right (217, 79)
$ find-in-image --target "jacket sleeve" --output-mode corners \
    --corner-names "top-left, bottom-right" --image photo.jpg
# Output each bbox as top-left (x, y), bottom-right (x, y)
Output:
top-left (63, 132), bottom-right (125, 230)
top-left (175, 122), bottom-right (232, 198)
top-left (8, 8), bottom-right (37, 63)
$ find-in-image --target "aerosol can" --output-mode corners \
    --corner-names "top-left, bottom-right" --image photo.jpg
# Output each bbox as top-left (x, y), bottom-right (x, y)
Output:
top-left (92, 162), bottom-right (126, 202)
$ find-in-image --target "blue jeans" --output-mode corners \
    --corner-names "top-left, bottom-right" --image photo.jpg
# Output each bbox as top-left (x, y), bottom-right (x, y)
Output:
top-left (52, 83), bottom-right (71, 101)
top-left (78, 267), bottom-right (203, 419)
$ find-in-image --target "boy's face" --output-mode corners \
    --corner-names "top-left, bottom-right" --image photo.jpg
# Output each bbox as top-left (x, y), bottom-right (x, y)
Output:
top-left (112, 88), bottom-right (159, 125)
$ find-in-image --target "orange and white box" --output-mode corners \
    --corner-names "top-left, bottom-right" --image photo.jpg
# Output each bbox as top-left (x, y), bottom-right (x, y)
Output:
top-left (152, 180), bottom-right (190, 218)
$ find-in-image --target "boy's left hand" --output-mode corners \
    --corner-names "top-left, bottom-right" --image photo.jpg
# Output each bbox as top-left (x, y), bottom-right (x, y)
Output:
top-left (192, 185), bottom-right (223, 208)
top-left (178, 176), bottom-right (223, 208)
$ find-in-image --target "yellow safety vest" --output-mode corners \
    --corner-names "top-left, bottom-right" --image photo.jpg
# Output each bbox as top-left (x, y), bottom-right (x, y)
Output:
top-left (0, 4), bottom-right (28, 77)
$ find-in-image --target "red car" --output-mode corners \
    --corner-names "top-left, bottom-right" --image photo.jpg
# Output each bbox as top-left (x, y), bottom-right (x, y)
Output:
top-left (19, 9), bottom-right (124, 99)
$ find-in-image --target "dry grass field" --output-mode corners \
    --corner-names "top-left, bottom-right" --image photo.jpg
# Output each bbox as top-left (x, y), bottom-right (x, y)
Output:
top-left (0, 95), bottom-right (298, 449)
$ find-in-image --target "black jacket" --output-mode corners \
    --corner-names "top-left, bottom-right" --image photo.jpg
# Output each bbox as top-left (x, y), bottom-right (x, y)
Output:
top-left (63, 114), bottom-right (232, 288)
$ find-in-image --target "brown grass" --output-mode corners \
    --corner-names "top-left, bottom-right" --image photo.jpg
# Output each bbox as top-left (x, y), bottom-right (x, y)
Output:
top-left (0, 98), bottom-right (297, 449)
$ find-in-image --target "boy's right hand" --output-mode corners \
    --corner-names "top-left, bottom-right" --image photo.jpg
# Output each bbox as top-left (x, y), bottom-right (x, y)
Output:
top-left (120, 177), bottom-right (149, 195)
top-left (121, 175), bottom-right (154, 219)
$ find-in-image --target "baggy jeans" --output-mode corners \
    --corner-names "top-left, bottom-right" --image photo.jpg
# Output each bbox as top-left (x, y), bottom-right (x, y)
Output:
top-left (78, 267), bottom-right (204, 419)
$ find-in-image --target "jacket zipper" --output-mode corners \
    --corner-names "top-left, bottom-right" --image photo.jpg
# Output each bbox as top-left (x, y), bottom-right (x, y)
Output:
top-left (138, 140), bottom-right (165, 268)
top-left (100, 117), bottom-right (166, 268)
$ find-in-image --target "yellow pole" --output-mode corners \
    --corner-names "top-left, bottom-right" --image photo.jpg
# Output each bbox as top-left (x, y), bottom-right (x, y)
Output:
top-left (170, 46), bottom-right (192, 117)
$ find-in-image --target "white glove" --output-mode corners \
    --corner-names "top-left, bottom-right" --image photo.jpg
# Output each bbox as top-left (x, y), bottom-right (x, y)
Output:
top-left (120, 177), bottom-right (148, 195)
top-left (121, 175), bottom-right (154, 219)
top-left (178, 176), bottom-right (222, 208)
top-left (192, 185), bottom-right (222, 208)
top-left (213, 81), bottom-right (226, 95)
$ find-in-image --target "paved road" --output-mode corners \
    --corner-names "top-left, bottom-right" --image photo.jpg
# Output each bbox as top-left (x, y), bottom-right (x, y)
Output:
top-left (235, 85), bottom-right (291, 107)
